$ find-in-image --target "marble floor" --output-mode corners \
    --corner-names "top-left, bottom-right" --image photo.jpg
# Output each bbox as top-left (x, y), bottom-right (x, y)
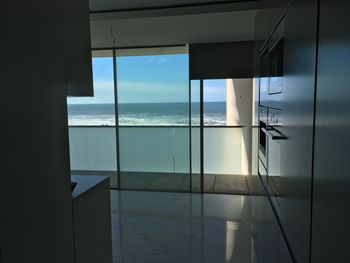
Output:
top-left (73, 171), bottom-right (263, 195)
top-left (110, 190), bottom-right (255, 263)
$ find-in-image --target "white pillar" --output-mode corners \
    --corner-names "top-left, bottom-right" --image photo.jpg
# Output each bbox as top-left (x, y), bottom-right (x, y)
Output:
top-left (226, 79), bottom-right (240, 126)
top-left (226, 79), bottom-right (253, 175)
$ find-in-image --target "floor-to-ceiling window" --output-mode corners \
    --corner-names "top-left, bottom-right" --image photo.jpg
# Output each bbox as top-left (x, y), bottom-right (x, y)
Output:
top-left (67, 47), bottom-right (253, 194)
top-left (190, 80), bottom-right (201, 192)
top-left (203, 79), bottom-right (252, 194)
top-left (67, 50), bottom-right (118, 188)
top-left (190, 78), bottom-right (253, 194)
top-left (116, 47), bottom-right (191, 191)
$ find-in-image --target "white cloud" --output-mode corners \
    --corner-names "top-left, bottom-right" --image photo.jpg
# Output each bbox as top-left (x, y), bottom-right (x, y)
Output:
top-left (144, 57), bottom-right (168, 64)
top-left (93, 81), bottom-right (114, 91)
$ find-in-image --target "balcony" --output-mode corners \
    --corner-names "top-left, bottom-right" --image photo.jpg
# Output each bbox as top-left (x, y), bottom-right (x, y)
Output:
top-left (69, 125), bottom-right (253, 194)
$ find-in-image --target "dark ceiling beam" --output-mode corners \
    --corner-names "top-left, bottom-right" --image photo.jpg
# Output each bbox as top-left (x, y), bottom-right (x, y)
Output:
top-left (90, 0), bottom-right (258, 21)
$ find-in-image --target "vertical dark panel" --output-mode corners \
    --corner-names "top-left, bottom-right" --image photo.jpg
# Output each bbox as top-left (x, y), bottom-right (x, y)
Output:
top-left (113, 49), bottom-right (121, 189)
top-left (188, 77), bottom-right (192, 192)
top-left (252, 2), bottom-right (295, 263)
top-left (256, 0), bottom-right (292, 47)
top-left (1, 0), bottom-right (75, 262)
top-left (252, 174), bottom-right (294, 263)
top-left (63, 0), bottom-right (93, 96)
top-left (311, 1), bottom-right (350, 262)
top-left (189, 42), bottom-right (255, 79)
top-left (264, 0), bottom-right (291, 33)
top-left (200, 80), bottom-right (204, 193)
top-left (279, 0), bottom-right (318, 262)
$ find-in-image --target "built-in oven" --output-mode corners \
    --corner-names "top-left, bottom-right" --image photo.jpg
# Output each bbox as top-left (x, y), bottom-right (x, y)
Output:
top-left (258, 17), bottom-right (286, 215)
top-left (259, 107), bottom-right (268, 151)
top-left (264, 123), bottom-right (285, 210)
top-left (269, 37), bottom-right (284, 95)
top-left (258, 107), bottom-right (268, 185)
top-left (259, 108), bottom-right (286, 213)
top-left (259, 18), bottom-right (285, 110)
top-left (259, 120), bottom-right (267, 163)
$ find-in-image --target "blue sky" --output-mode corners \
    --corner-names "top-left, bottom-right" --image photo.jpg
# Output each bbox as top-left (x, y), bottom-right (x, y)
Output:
top-left (67, 54), bottom-right (226, 104)
top-left (117, 54), bottom-right (189, 103)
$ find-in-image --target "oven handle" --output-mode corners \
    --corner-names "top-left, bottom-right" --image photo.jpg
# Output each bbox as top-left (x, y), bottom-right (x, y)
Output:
top-left (262, 127), bottom-right (287, 140)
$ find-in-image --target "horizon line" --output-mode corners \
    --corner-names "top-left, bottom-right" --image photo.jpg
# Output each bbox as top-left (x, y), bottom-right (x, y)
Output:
top-left (68, 101), bottom-right (226, 105)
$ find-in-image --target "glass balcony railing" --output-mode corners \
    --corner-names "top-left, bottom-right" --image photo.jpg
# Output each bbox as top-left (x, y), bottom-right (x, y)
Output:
top-left (68, 126), bottom-right (245, 192)
top-left (68, 126), bottom-right (117, 172)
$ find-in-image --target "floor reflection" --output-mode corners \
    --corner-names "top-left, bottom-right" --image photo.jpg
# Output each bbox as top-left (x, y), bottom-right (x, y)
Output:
top-left (110, 190), bottom-right (253, 263)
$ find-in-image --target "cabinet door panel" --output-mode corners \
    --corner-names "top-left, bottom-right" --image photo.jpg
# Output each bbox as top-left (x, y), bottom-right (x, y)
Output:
top-left (252, 192), bottom-right (293, 263)
top-left (311, 0), bottom-right (350, 262)
top-left (1, 0), bottom-right (75, 261)
top-left (63, 0), bottom-right (93, 96)
top-left (279, 1), bottom-right (318, 262)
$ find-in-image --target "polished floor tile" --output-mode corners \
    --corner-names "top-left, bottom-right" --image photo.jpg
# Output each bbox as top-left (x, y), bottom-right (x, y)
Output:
top-left (110, 190), bottom-right (253, 263)
top-left (73, 171), bottom-right (254, 195)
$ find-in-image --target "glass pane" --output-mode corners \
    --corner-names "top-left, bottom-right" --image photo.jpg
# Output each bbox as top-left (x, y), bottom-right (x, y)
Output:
top-left (67, 50), bottom-right (115, 126)
top-left (203, 79), bottom-right (253, 194)
top-left (190, 80), bottom-right (201, 192)
top-left (116, 48), bottom-right (190, 191)
top-left (203, 79), bottom-right (227, 126)
top-left (67, 50), bottom-right (118, 188)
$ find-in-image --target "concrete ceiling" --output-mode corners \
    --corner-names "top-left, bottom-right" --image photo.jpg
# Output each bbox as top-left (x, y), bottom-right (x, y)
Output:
top-left (90, 1), bottom-right (257, 48)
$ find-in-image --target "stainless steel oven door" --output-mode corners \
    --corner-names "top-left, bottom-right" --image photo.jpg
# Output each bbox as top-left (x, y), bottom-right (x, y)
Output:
top-left (262, 126), bottom-right (287, 213)
top-left (267, 133), bottom-right (281, 211)
top-left (258, 120), bottom-right (268, 187)
top-left (259, 128), bottom-right (267, 166)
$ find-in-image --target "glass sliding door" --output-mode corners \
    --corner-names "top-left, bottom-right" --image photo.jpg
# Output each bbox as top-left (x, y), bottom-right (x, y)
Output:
top-left (190, 80), bottom-right (201, 192)
top-left (66, 48), bottom-right (254, 194)
top-left (67, 50), bottom-right (118, 188)
top-left (116, 47), bottom-right (191, 191)
top-left (201, 79), bottom-right (252, 194)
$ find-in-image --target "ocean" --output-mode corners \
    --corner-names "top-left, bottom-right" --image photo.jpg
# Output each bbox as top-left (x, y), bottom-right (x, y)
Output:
top-left (67, 102), bottom-right (227, 126)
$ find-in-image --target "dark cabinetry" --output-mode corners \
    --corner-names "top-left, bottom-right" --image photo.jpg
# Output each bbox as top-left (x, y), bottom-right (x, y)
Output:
top-left (254, 0), bottom-right (319, 262)
top-left (279, 1), bottom-right (318, 263)
top-left (255, 0), bottom-right (291, 46)
top-left (63, 0), bottom-right (93, 96)
top-left (1, 0), bottom-right (76, 261)
top-left (259, 19), bottom-right (284, 110)
top-left (252, 185), bottom-right (293, 263)
top-left (255, 0), bottom-right (350, 262)
top-left (311, 0), bottom-right (350, 262)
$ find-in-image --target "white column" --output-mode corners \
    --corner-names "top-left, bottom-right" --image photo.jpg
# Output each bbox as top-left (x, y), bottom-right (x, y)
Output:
top-left (226, 79), bottom-right (240, 126)
top-left (226, 79), bottom-right (253, 175)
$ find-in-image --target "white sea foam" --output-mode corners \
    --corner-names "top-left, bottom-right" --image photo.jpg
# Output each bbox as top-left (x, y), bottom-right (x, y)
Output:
top-left (67, 102), bottom-right (227, 126)
top-left (68, 114), bottom-right (226, 126)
